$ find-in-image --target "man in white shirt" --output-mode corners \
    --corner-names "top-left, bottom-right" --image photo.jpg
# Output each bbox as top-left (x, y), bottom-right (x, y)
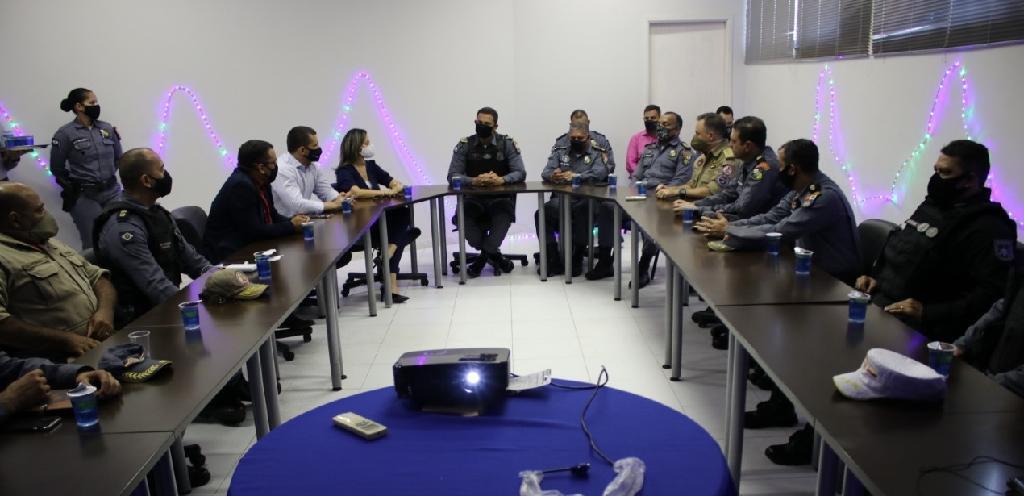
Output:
top-left (272, 126), bottom-right (347, 216)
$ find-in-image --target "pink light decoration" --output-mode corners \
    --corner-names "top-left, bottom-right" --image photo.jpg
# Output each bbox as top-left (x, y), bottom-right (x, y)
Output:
top-left (812, 60), bottom-right (1022, 229)
top-left (154, 85), bottom-right (233, 168)
top-left (0, 102), bottom-right (53, 177)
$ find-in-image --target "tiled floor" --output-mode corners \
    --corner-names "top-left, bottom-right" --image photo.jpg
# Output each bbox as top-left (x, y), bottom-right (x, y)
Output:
top-left (185, 240), bottom-right (817, 495)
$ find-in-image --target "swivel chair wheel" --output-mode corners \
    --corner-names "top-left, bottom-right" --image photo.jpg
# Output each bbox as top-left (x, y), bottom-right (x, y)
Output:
top-left (302, 333), bottom-right (312, 343)
top-left (520, 259), bottom-right (529, 267)
top-left (281, 349), bottom-right (295, 361)
top-left (420, 279), bottom-right (429, 287)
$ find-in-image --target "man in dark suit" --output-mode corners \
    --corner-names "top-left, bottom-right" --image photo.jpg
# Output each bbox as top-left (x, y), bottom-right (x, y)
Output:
top-left (203, 140), bottom-right (309, 263)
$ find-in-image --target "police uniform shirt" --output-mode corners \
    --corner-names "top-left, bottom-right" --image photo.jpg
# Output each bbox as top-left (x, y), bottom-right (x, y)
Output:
top-left (447, 133), bottom-right (527, 184)
top-left (634, 138), bottom-right (695, 188)
top-left (542, 140), bottom-right (609, 184)
top-left (696, 146), bottom-right (785, 220)
top-left (552, 130), bottom-right (615, 172)
top-left (686, 141), bottom-right (742, 195)
top-left (50, 119), bottom-right (122, 185)
top-left (726, 171), bottom-right (861, 281)
top-left (0, 232), bottom-right (108, 336)
top-left (97, 195), bottom-right (212, 305)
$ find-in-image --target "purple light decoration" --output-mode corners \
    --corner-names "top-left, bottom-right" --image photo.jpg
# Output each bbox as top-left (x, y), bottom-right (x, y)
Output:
top-left (320, 72), bottom-right (432, 184)
top-left (154, 85), bottom-right (233, 168)
top-left (0, 102), bottom-right (53, 178)
top-left (812, 61), bottom-right (1022, 230)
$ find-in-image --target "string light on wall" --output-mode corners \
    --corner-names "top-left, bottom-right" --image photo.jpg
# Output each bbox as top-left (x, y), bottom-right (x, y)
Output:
top-left (812, 60), bottom-right (1022, 230)
top-left (0, 102), bottom-right (53, 177)
top-left (154, 85), bottom-right (233, 168)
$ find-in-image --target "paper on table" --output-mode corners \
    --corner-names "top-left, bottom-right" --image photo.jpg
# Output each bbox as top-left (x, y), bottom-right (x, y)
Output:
top-left (224, 263), bottom-right (257, 272)
top-left (507, 369), bottom-right (552, 392)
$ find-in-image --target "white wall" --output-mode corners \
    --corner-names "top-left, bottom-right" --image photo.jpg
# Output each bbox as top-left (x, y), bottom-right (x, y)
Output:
top-left (0, 0), bottom-right (744, 249)
top-left (740, 45), bottom-right (1024, 235)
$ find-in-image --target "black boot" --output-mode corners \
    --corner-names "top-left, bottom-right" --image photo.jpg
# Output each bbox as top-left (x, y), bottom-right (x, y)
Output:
top-left (632, 252), bottom-right (653, 289)
top-left (585, 248), bottom-right (613, 280)
top-left (466, 254), bottom-right (487, 278)
top-left (488, 251), bottom-right (514, 274)
top-left (765, 424), bottom-right (814, 466)
top-left (570, 246), bottom-right (586, 277)
top-left (693, 308), bottom-right (721, 327)
top-left (744, 391), bottom-right (798, 429)
top-left (538, 244), bottom-right (564, 276)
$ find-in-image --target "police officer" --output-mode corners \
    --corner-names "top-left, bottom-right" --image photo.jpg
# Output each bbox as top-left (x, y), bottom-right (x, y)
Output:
top-left (50, 88), bottom-right (123, 249)
top-left (447, 107), bottom-right (527, 277)
top-left (656, 112), bottom-right (741, 201)
top-left (551, 110), bottom-right (615, 173)
top-left (675, 116), bottom-right (786, 221)
top-left (94, 148), bottom-right (213, 328)
top-left (536, 121), bottom-right (608, 276)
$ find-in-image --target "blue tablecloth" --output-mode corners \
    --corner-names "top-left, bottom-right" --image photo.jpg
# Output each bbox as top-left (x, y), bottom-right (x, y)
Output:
top-left (229, 382), bottom-right (734, 495)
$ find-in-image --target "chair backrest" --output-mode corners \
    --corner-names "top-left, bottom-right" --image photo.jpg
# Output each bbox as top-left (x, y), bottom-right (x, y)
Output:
top-left (171, 206), bottom-right (209, 248)
top-left (857, 219), bottom-right (899, 275)
top-left (80, 248), bottom-right (98, 265)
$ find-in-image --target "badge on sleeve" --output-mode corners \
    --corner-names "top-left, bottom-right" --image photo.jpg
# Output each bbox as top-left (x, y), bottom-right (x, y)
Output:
top-left (669, 149), bottom-right (678, 158)
top-left (721, 164), bottom-right (731, 175)
top-left (51, 139), bottom-right (60, 147)
top-left (560, 155), bottom-right (570, 164)
top-left (120, 231), bottom-right (134, 242)
top-left (584, 155), bottom-right (591, 165)
top-left (750, 168), bottom-right (764, 181)
top-left (100, 129), bottom-right (110, 139)
top-left (994, 239), bottom-right (1015, 262)
top-left (802, 192), bottom-right (821, 207)
top-left (926, 227), bottom-right (939, 238)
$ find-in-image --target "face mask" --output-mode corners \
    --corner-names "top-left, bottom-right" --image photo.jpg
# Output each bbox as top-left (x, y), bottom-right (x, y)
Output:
top-left (148, 170), bottom-right (173, 198)
top-left (691, 135), bottom-right (710, 153)
top-left (83, 105), bottom-right (101, 121)
top-left (570, 140), bottom-right (588, 153)
top-left (926, 173), bottom-right (966, 207)
top-left (306, 147), bottom-right (323, 163)
top-left (14, 211), bottom-right (59, 245)
top-left (360, 144), bottom-right (375, 159)
top-left (263, 164), bottom-right (278, 183)
top-left (779, 165), bottom-right (797, 189)
top-left (655, 125), bottom-right (672, 143)
top-left (644, 120), bottom-right (658, 133)
top-left (475, 122), bottom-right (494, 139)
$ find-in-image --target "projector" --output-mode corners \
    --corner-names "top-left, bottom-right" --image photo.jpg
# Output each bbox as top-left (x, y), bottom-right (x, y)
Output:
top-left (393, 348), bottom-right (510, 411)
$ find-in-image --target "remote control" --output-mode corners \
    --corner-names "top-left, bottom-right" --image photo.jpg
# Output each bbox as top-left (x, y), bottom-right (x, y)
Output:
top-left (332, 412), bottom-right (387, 440)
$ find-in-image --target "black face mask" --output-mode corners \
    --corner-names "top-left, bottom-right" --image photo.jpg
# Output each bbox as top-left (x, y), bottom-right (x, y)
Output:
top-left (927, 173), bottom-right (967, 207)
top-left (644, 120), bottom-right (658, 133)
top-left (148, 170), bottom-right (173, 198)
top-left (306, 147), bottom-right (323, 163)
top-left (779, 165), bottom-right (797, 190)
top-left (655, 125), bottom-right (673, 144)
top-left (475, 123), bottom-right (494, 139)
top-left (570, 140), bottom-right (588, 153)
top-left (83, 104), bottom-right (101, 121)
top-left (263, 164), bottom-right (279, 184)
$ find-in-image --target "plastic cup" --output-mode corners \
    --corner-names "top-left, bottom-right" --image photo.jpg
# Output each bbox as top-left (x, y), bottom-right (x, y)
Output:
top-left (452, 176), bottom-right (463, 191)
top-left (794, 247), bottom-right (814, 275)
top-left (608, 174), bottom-right (617, 189)
top-left (254, 252), bottom-right (272, 280)
top-left (302, 221), bottom-right (315, 241)
top-left (928, 341), bottom-right (955, 377)
top-left (637, 181), bottom-right (647, 196)
top-left (765, 232), bottom-right (782, 256)
top-left (571, 175), bottom-right (581, 189)
top-left (67, 383), bottom-right (99, 428)
top-left (847, 291), bottom-right (870, 323)
top-left (341, 199), bottom-right (353, 215)
top-left (179, 301), bottom-right (200, 331)
top-left (681, 207), bottom-right (699, 224)
top-left (128, 330), bottom-right (151, 358)
top-left (403, 185), bottom-right (413, 199)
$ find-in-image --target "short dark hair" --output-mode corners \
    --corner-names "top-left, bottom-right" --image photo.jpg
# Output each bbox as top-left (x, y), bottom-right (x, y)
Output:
top-left (697, 112), bottom-right (728, 139)
top-left (941, 139), bottom-right (990, 183)
top-left (781, 139), bottom-right (819, 174)
top-left (237, 140), bottom-right (274, 170)
top-left (340, 128), bottom-right (368, 167)
top-left (118, 148), bottom-right (160, 188)
top-left (570, 109), bottom-right (588, 120)
top-left (286, 126), bottom-right (317, 152)
top-left (644, 105), bottom-right (661, 115)
top-left (716, 105), bottom-right (734, 116)
top-left (733, 116), bottom-right (767, 149)
top-left (476, 107), bottom-right (498, 123)
top-left (664, 111), bottom-right (683, 130)
top-left (59, 88), bottom-right (91, 112)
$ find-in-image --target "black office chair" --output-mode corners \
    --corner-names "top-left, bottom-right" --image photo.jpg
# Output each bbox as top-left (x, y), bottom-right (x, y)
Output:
top-left (449, 214), bottom-right (529, 274)
top-left (857, 219), bottom-right (899, 275)
top-left (340, 213), bottom-right (429, 298)
top-left (172, 206), bottom-right (310, 362)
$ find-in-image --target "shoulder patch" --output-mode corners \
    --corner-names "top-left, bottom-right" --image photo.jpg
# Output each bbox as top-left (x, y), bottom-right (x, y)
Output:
top-left (994, 239), bottom-right (1015, 262)
top-left (756, 162), bottom-right (770, 171)
top-left (750, 168), bottom-right (764, 181)
top-left (100, 129), bottom-right (110, 139)
top-left (51, 139), bottom-right (60, 147)
top-left (801, 191), bottom-right (822, 207)
top-left (459, 137), bottom-right (469, 144)
top-left (120, 231), bottom-right (134, 242)
top-left (511, 138), bottom-right (521, 153)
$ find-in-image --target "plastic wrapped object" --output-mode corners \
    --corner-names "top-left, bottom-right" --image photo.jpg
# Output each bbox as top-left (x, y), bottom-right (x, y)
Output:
top-left (602, 457), bottom-right (645, 496)
top-left (518, 470), bottom-right (580, 496)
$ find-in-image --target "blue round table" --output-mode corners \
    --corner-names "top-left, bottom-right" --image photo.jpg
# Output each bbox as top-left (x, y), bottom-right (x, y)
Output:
top-left (229, 383), bottom-right (734, 495)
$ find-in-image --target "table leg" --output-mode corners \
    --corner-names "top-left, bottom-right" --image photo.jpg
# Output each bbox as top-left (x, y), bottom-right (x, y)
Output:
top-left (630, 226), bottom-right (640, 308)
top-left (260, 339), bottom-right (281, 429)
top-left (150, 450), bottom-right (178, 496)
top-left (170, 436), bottom-right (190, 494)
top-left (672, 274), bottom-right (686, 381)
top-left (816, 439), bottom-right (841, 496)
top-left (537, 193), bottom-right (547, 281)
top-left (362, 231), bottom-right (378, 317)
top-left (457, 194), bottom-right (467, 285)
top-left (613, 206), bottom-right (622, 301)
top-left (408, 204), bottom-right (419, 274)
top-left (438, 198), bottom-right (448, 276)
top-left (429, 197), bottom-right (443, 288)
top-left (563, 195), bottom-right (572, 284)
top-left (587, 199), bottom-right (595, 271)
top-left (246, 352), bottom-right (269, 439)
top-left (724, 332), bottom-right (736, 453)
top-left (842, 467), bottom-right (867, 496)
top-left (663, 264), bottom-right (674, 369)
top-left (726, 339), bottom-right (749, 489)
top-left (320, 274), bottom-right (346, 390)
top-left (378, 214), bottom-right (393, 308)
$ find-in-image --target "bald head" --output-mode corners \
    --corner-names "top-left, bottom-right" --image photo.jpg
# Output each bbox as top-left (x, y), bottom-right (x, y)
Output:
top-left (0, 182), bottom-right (44, 232)
top-left (119, 148), bottom-right (163, 191)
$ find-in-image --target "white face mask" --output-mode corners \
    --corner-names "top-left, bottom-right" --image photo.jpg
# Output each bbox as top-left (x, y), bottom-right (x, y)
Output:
top-left (360, 144), bottom-right (375, 159)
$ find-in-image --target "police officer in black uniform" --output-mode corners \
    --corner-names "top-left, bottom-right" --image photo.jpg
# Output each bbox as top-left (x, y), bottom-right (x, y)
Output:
top-left (447, 107), bottom-right (527, 277)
